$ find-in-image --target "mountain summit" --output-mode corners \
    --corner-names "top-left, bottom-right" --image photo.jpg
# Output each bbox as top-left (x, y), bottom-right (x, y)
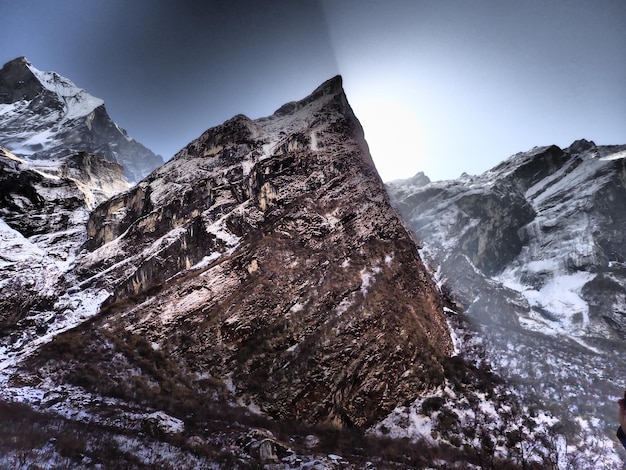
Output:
top-left (66, 74), bottom-right (453, 427)
top-left (387, 139), bottom-right (626, 462)
top-left (0, 57), bottom-right (162, 182)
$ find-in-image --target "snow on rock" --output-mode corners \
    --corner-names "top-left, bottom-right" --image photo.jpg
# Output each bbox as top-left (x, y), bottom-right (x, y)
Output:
top-left (387, 138), bottom-right (626, 462)
top-left (143, 411), bottom-right (185, 435)
top-left (0, 57), bottom-right (162, 182)
top-left (25, 62), bottom-right (104, 120)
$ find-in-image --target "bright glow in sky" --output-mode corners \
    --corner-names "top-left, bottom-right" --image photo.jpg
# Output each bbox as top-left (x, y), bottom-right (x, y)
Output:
top-left (351, 97), bottom-right (426, 181)
top-left (1, 0), bottom-right (625, 182)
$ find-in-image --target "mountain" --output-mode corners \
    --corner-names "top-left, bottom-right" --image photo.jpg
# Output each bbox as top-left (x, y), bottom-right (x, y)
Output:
top-left (0, 145), bottom-right (128, 329)
top-left (64, 75), bottom-right (454, 427)
top-left (0, 57), bottom-right (163, 182)
top-left (0, 76), bottom-right (477, 468)
top-left (387, 139), bottom-right (626, 462)
top-left (3, 66), bottom-right (620, 466)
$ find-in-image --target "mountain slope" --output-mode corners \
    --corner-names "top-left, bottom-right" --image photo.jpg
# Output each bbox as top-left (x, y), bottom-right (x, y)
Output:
top-left (54, 75), bottom-right (453, 428)
top-left (387, 139), bottom-right (626, 460)
top-left (0, 57), bottom-right (163, 182)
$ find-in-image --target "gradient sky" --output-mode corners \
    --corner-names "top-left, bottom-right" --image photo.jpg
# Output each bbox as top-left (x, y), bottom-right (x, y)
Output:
top-left (1, 0), bottom-right (625, 182)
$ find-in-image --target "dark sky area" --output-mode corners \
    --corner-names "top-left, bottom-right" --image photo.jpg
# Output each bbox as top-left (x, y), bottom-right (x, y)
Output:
top-left (1, 0), bottom-right (625, 181)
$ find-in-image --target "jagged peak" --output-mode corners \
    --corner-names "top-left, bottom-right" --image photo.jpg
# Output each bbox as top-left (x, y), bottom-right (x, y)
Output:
top-left (407, 171), bottom-right (431, 186)
top-left (308, 74), bottom-right (343, 99)
top-left (0, 57), bottom-right (104, 118)
top-left (387, 171), bottom-right (431, 187)
top-left (567, 138), bottom-right (596, 154)
top-left (272, 75), bottom-right (345, 117)
top-left (3, 56), bottom-right (31, 67)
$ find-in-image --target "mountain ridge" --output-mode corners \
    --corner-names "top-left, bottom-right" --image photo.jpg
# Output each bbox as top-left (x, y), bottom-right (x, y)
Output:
top-left (387, 138), bottom-right (626, 462)
top-left (0, 57), bottom-right (163, 182)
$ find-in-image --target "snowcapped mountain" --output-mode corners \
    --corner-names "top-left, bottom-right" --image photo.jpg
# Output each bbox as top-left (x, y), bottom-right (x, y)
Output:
top-left (0, 57), bottom-right (163, 182)
top-left (387, 139), bottom-right (626, 463)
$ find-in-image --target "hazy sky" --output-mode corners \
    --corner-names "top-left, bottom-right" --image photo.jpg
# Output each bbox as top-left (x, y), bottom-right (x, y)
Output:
top-left (1, 0), bottom-right (625, 181)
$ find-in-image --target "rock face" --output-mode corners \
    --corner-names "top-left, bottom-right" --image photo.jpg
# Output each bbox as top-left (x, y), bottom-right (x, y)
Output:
top-left (6, 77), bottom-right (452, 427)
top-left (58, 75), bottom-right (452, 427)
top-left (387, 139), bottom-right (626, 452)
top-left (0, 57), bottom-right (163, 182)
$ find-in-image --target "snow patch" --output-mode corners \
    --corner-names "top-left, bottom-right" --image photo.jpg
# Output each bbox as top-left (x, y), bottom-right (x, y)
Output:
top-left (206, 219), bottom-right (240, 247)
top-left (360, 265), bottom-right (381, 296)
top-left (599, 149), bottom-right (626, 161)
top-left (310, 130), bottom-right (319, 150)
top-left (26, 62), bottom-right (104, 120)
top-left (144, 411), bottom-right (184, 434)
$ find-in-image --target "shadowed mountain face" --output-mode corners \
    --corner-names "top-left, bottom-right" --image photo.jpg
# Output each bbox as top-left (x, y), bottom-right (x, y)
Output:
top-left (4, 76), bottom-right (452, 433)
top-left (388, 140), bottom-right (626, 340)
top-left (0, 57), bottom-right (162, 182)
top-left (387, 139), bottom-right (626, 458)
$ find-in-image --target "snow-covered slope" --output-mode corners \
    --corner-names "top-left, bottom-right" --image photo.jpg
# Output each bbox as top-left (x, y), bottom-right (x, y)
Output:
top-left (0, 144), bottom-right (127, 339)
top-left (0, 57), bottom-right (163, 182)
top-left (387, 139), bottom-right (626, 462)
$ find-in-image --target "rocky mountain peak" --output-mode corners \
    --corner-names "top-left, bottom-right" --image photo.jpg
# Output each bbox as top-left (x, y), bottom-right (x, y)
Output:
top-left (10, 75), bottom-right (454, 431)
top-left (5, 69), bottom-right (619, 466)
top-left (567, 138), bottom-right (596, 154)
top-left (0, 57), bottom-right (163, 182)
top-left (273, 75), bottom-right (343, 116)
top-left (0, 56), bottom-right (45, 103)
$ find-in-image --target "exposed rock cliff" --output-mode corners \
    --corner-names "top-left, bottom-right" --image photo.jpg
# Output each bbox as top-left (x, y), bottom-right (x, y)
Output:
top-left (50, 75), bottom-right (452, 428)
top-left (0, 57), bottom-right (163, 182)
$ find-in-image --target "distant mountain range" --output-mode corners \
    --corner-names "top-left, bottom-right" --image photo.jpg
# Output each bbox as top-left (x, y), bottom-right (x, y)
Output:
top-left (387, 139), bottom-right (626, 465)
top-left (0, 57), bottom-right (162, 182)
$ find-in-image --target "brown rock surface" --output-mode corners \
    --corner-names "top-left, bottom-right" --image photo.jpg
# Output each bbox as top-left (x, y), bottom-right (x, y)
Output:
top-left (41, 76), bottom-right (453, 427)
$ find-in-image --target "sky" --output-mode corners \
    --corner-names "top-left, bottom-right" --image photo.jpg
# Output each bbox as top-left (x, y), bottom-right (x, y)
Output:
top-left (1, 0), bottom-right (625, 182)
